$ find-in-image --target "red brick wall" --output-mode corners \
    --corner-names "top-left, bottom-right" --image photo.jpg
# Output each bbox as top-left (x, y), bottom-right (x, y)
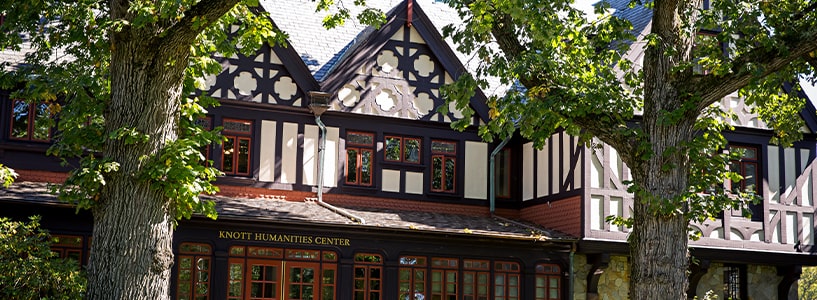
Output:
top-left (214, 186), bottom-right (492, 217)
top-left (15, 169), bottom-right (69, 183)
top-left (11, 169), bottom-right (494, 218)
top-left (519, 195), bottom-right (582, 237)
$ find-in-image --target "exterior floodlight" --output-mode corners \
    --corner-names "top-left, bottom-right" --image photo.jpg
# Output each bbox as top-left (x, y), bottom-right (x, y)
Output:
top-left (308, 91), bottom-right (331, 117)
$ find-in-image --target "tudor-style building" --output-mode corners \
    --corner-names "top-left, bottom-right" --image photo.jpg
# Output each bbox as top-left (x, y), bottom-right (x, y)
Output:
top-left (2, 0), bottom-right (817, 299)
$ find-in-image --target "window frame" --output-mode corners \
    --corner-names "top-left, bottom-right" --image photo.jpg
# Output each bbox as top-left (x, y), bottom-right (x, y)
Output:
top-left (495, 147), bottom-right (512, 198)
top-left (722, 264), bottom-right (746, 300)
top-left (728, 145), bottom-right (759, 194)
top-left (345, 131), bottom-right (375, 186)
top-left (10, 99), bottom-right (53, 142)
top-left (534, 263), bottom-right (561, 300)
top-left (430, 140), bottom-right (457, 193)
top-left (176, 243), bottom-right (213, 300)
top-left (384, 135), bottom-right (422, 164)
top-left (220, 118), bottom-right (253, 176)
top-left (353, 253), bottom-right (384, 300)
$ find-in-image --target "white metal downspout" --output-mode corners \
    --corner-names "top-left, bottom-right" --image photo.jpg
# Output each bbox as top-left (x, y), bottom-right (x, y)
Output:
top-left (314, 115), bottom-right (366, 224)
top-left (489, 135), bottom-right (512, 214)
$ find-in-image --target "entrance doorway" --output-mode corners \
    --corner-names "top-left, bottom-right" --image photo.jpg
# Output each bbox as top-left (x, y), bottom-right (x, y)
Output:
top-left (228, 246), bottom-right (337, 300)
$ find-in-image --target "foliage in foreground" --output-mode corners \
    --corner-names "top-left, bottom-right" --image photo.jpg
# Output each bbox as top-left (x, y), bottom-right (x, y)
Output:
top-left (0, 216), bottom-right (86, 299)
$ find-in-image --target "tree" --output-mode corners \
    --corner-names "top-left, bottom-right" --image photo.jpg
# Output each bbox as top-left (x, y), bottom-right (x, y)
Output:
top-left (0, 216), bottom-right (87, 299)
top-left (0, 0), bottom-right (382, 298)
top-left (442, 0), bottom-right (817, 299)
top-left (801, 267), bottom-right (817, 300)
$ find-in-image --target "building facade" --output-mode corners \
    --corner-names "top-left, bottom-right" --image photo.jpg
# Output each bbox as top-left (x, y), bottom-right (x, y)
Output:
top-left (2, 0), bottom-right (817, 299)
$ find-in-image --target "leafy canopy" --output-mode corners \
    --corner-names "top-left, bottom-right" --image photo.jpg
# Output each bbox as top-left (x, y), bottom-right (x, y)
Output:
top-left (0, 0), bottom-right (384, 221)
top-left (441, 0), bottom-right (817, 222)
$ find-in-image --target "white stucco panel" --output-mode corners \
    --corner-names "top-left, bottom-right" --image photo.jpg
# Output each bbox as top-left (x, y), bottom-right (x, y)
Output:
top-left (258, 120), bottom-right (277, 182)
top-left (464, 141), bottom-right (488, 200)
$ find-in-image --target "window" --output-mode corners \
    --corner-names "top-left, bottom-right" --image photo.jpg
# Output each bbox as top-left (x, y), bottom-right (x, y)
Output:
top-left (495, 262), bottom-right (521, 300)
top-left (431, 140), bottom-right (456, 193)
top-left (495, 148), bottom-right (511, 198)
top-left (10, 99), bottom-right (52, 141)
top-left (346, 132), bottom-right (374, 186)
top-left (463, 260), bottom-right (489, 300)
top-left (354, 253), bottom-right (383, 300)
top-left (176, 243), bottom-right (212, 300)
top-left (50, 235), bottom-right (84, 265)
top-left (729, 145), bottom-right (762, 220)
top-left (226, 246), bottom-right (337, 300)
top-left (430, 258), bottom-right (458, 300)
top-left (385, 136), bottom-right (421, 163)
top-left (728, 146), bottom-right (758, 194)
top-left (399, 256), bottom-right (427, 300)
top-left (195, 117), bottom-right (212, 166)
top-left (534, 264), bottom-right (561, 300)
top-left (221, 119), bottom-right (252, 176)
top-left (723, 265), bottom-right (745, 300)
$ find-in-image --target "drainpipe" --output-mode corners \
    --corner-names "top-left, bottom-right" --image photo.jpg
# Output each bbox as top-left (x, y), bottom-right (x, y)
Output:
top-left (489, 135), bottom-right (512, 214)
top-left (309, 91), bottom-right (366, 224)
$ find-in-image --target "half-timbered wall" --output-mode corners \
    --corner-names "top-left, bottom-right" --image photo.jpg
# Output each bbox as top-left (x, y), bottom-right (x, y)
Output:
top-left (521, 131), bottom-right (583, 201)
top-left (585, 138), bottom-right (817, 252)
top-left (199, 26), bottom-right (313, 107)
top-left (328, 26), bottom-right (470, 124)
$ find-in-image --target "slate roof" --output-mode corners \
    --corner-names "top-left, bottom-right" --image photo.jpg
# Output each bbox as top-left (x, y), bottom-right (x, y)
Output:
top-left (1, 181), bottom-right (573, 242)
top-left (262, 0), bottom-right (507, 95)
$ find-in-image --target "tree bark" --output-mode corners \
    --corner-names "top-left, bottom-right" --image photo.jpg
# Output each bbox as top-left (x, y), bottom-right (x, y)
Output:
top-left (626, 0), bottom-right (700, 298)
top-left (85, 25), bottom-right (188, 300)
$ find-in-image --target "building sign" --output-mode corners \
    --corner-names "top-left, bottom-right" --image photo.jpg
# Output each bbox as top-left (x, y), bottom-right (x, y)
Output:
top-left (218, 230), bottom-right (351, 247)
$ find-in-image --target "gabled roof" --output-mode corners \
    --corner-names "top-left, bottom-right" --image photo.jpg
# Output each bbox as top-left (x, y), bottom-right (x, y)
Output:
top-left (316, 0), bottom-right (490, 122)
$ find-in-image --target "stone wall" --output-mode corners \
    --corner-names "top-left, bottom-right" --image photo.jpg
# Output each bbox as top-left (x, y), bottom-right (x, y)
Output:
top-left (695, 263), bottom-right (784, 300)
top-left (572, 254), bottom-right (630, 300)
top-left (572, 256), bottom-right (791, 300)
top-left (747, 265), bottom-right (782, 300)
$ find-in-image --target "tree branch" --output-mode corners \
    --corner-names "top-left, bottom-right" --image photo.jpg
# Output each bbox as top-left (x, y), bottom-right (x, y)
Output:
top-left (489, 10), bottom-right (641, 163)
top-left (689, 16), bottom-right (817, 111)
top-left (160, 0), bottom-right (241, 50)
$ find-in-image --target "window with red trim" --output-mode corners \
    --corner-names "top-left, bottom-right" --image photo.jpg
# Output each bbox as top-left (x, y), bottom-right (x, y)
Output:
top-left (176, 243), bottom-right (212, 300)
top-left (354, 253), bottom-right (383, 300)
top-left (431, 140), bottom-right (456, 193)
top-left (50, 235), bottom-right (84, 265)
top-left (534, 264), bottom-right (561, 300)
top-left (346, 132), bottom-right (374, 186)
top-left (463, 260), bottom-right (490, 300)
top-left (430, 258), bottom-right (458, 300)
top-left (495, 262), bottom-right (521, 300)
top-left (728, 146), bottom-right (759, 194)
top-left (399, 256), bottom-right (427, 300)
top-left (221, 119), bottom-right (252, 176)
top-left (385, 136), bottom-right (421, 164)
top-left (10, 99), bottom-right (53, 142)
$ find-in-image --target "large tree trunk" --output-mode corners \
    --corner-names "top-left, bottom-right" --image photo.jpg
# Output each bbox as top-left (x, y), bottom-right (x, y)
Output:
top-left (627, 1), bottom-right (701, 298)
top-left (628, 118), bottom-right (694, 299)
top-left (85, 21), bottom-right (189, 299)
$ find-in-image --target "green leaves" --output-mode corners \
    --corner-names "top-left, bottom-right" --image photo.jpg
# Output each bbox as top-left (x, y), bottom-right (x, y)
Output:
top-left (0, 216), bottom-right (87, 299)
top-left (0, 165), bottom-right (18, 188)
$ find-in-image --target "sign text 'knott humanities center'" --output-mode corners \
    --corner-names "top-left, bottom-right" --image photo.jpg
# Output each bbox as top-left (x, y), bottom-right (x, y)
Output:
top-left (218, 230), bottom-right (351, 246)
